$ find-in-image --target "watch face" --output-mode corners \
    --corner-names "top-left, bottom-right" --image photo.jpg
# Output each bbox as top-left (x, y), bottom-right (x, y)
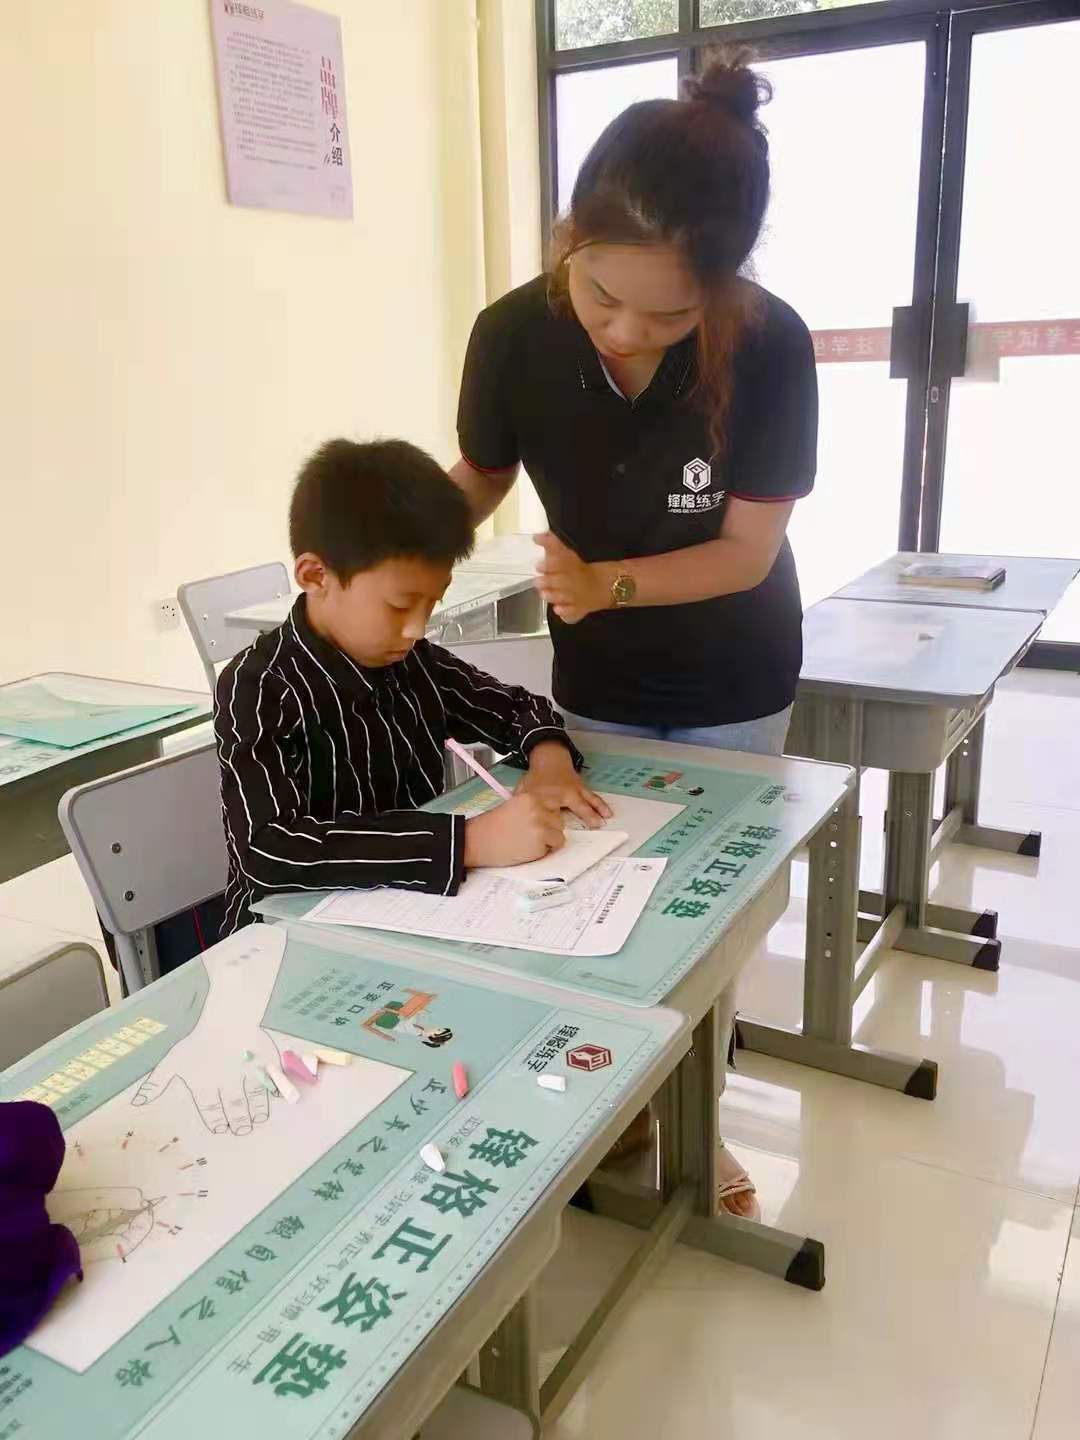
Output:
top-left (613, 575), bottom-right (636, 606)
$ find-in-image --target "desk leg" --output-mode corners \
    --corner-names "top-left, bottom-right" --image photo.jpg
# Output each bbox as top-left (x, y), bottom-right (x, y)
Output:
top-left (741, 695), bottom-right (938, 1099)
top-left (943, 715), bottom-right (1042, 857)
top-left (589, 1004), bottom-right (825, 1294)
top-left (479, 1291), bottom-right (539, 1421)
top-left (885, 770), bottom-right (1001, 971)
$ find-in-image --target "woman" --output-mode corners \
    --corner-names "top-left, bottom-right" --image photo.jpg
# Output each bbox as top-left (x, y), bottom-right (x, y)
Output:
top-left (451, 53), bottom-right (817, 1217)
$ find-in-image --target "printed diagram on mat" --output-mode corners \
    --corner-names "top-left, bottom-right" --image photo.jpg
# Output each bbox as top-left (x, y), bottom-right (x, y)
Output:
top-left (50, 1130), bottom-right (210, 1265)
top-left (31, 927), bottom-right (411, 1375)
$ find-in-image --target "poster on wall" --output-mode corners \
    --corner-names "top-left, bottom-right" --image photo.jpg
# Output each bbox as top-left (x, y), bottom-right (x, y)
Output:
top-left (209, 0), bottom-right (353, 219)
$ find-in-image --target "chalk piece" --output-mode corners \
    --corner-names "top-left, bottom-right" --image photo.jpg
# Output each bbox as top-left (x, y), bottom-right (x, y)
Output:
top-left (314, 1047), bottom-right (351, 1066)
top-left (300, 1053), bottom-right (319, 1078)
top-left (918, 631), bottom-right (934, 641)
top-left (266, 1063), bottom-right (300, 1105)
top-left (255, 1064), bottom-right (279, 1097)
top-left (282, 1050), bottom-right (317, 1085)
top-left (240, 1049), bottom-right (255, 1062)
top-left (537, 1073), bottom-right (566, 1093)
top-left (452, 1061), bottom-right (469, 1100)
top-left (420, 1143), bottom-right (446, 1174)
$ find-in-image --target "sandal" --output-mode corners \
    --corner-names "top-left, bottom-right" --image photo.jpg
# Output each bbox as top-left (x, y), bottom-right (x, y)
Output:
top-left (716, 1143), bottom-right (760, 1221)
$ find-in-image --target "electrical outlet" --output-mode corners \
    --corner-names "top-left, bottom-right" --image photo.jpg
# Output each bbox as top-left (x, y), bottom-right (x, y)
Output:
top-left (156, 598), bottom-right (181, 631)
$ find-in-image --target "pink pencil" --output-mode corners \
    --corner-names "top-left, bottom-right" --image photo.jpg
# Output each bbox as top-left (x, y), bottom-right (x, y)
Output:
top-left (445, 738), bottom-right (513, 802)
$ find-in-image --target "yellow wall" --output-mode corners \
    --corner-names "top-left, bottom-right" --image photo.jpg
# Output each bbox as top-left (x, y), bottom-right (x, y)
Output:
top-left (0, 0), bottom-right (488, 689)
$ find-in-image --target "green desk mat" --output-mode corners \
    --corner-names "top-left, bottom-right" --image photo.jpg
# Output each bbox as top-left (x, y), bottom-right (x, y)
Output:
top-left (1, 926), bottom-right (681, 1440)
top-left (0, 682), bottom-right (195, 748)
top-left (258, 750), bottom-right (805, 1008)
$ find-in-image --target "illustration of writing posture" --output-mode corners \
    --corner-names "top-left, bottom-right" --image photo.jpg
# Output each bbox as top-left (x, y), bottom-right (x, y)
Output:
top-left (130, 927), bottom-right (291, 1137)
top-left (48, 1186), bottom-right (156, 1263)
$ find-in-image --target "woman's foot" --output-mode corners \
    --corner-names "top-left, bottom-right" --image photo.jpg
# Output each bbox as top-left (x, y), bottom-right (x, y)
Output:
top-left (716, 1143), bottom-right (760, 1221)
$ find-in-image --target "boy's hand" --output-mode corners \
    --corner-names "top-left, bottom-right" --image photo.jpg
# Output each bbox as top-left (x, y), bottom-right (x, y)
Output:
top-left (518, 741), bottom-right (613, 830)
top-left (464, 792), bottom-right (565, 869)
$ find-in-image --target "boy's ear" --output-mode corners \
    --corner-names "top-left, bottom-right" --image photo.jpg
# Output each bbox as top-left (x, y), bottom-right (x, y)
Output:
top-left (295, 552), bottom-right (330, 594)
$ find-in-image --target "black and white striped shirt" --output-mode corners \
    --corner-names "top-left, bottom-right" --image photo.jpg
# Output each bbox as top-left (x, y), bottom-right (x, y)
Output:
top-left (214, 598), bottom-right (576, 935)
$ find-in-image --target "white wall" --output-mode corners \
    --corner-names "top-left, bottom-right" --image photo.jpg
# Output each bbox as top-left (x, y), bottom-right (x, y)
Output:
top-left (0, 0), bottom-right (486, 690)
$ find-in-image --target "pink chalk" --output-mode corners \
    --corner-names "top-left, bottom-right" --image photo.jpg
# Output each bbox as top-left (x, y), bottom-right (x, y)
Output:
top-left (452, 1061), bottom-right (469, 1100)
top-left (282, 1049), bottom-right (318, 1085)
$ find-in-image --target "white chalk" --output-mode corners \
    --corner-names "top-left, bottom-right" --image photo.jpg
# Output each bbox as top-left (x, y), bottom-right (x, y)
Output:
top-left (420, 1143), bottom-right (446, 1174)
top-left (538, 1073), bottom-right (567, 1093)
top-left (300, 1053), bottom-right (319, 1078)
top-left (266, 1063), bottom-right (300, 1105)
top-left (313, 1047), bottom-right (351, 1066)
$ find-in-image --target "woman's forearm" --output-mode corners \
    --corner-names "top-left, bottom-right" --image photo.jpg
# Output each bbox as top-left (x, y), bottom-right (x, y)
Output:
top-left (595, 535), bottom-right (771, 608)
top-left (449, 456), bottom-right (518, 525)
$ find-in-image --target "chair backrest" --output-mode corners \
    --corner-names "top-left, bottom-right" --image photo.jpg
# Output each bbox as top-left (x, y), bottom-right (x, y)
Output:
top-left (59, 744), bottom-right (228, 990)
top-left (445, 635), bottom-right (554, 700)
top-left (0, 936), bottom-right (109, 1068)
top-left (178, 562), bottom-right (291, 693)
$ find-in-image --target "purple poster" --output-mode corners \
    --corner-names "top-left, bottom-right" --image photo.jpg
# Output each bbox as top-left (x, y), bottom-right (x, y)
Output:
top-left (209, 0), bottom-right (353, 219)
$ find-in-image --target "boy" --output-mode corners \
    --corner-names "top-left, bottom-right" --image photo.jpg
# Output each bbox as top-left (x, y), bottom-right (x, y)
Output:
top-left (215, 438), bottom-right (610, 935)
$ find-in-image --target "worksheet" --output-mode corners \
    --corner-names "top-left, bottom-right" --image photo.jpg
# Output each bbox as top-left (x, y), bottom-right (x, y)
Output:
top-left (450, 787), bottom-right (684, 854)
top-left (304, 857), bottom-right (667, 956)
top-left (486, 826), bottom-right (630, 888)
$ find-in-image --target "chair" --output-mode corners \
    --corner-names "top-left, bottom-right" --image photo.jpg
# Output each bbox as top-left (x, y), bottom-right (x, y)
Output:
top-left (0, 924), bottom-right (109, 1068)
top-left (177, 562), bottom-right (291, 694)
top-left (420, 1385), bottom-right (537, 1438)
top-left (58, 744), bottom-right (228, 994)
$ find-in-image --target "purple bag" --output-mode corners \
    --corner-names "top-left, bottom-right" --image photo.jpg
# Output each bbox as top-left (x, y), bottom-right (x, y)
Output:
top-left (0, 1101), bottom-right (83, 1356)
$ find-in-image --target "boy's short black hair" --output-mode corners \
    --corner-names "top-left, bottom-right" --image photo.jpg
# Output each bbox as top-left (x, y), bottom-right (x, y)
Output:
top-left (289, 438), bottom-right (475, 581)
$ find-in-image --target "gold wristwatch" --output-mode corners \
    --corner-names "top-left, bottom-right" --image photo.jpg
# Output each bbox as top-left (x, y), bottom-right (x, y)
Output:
top-left (611, 570), bottom-right (636, 608)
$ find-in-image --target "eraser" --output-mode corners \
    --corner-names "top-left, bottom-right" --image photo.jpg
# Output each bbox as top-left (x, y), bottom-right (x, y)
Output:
top-left (420, 1143), bottom-right (446, 1174)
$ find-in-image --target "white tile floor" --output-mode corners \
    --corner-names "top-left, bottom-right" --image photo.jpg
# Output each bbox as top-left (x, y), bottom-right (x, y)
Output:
top-left (541, 668), bottom-right (1080, 1440)
top-left (3, 669), bottom-right (1079, 1437)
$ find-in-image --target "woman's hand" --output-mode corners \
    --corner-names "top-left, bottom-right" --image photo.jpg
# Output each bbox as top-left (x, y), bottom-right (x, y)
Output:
top-left (534, 533), bottom-right (613, 624)
top-left (518, 741), bottom-right (613, 829)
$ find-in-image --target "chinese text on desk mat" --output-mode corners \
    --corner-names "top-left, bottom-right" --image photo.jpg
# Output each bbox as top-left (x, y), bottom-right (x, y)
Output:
top-left (264, 751), bottom-right (798, 1008)
top-left (0, 925), bottom-right (678, 1440)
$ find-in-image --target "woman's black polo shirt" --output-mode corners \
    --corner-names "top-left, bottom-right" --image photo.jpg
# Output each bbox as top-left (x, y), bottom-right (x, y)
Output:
top-left (457, 276), bottom-right (818, 729)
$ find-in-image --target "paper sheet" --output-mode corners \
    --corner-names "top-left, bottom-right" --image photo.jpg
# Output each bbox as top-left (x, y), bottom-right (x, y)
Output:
top-left (449, 788), bottom-right (685, 857)
top-left (486, 827), bottom-right (629, 888)
top-left (304, 857), bottom-right (667, 957)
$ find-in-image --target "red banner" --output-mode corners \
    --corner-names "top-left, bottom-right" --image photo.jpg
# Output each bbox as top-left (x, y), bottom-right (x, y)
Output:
top-left (810, 319), bottom-right (1080, 364)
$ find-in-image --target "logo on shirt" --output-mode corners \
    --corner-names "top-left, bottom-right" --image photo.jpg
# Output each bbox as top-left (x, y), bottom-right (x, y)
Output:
top-left (668, 456), bottom-right (725, 516)
top-left (683, 457), bottom-right (712, 493)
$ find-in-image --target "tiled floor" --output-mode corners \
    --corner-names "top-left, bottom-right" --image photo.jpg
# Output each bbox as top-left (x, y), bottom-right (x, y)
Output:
top-left (3, 670), bottom-right (1079, 1437)
top-left (541, 668), bottom-right (1080, 1440)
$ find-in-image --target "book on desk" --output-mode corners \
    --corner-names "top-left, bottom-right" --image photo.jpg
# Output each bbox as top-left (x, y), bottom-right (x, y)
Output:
top-left (897, 560), bottom-right (1006, 590)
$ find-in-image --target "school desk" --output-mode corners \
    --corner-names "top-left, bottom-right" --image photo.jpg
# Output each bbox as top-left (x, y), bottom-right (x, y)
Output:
top-left (224, 568), bottom-right (541, 647)
top-left (780, 598), bottom-right (1042, 1012)
top-left (256, 736), bottom-right (882, 1366)
top-left (831, 550), bottom-right (1079, 615)
top-left (0, 673), bottom-right (209, 884)
top-left (0, 921), bottom-right (687, 1439)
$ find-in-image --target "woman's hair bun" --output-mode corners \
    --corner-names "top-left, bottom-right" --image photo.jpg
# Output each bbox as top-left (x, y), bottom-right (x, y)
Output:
top-left (682, 48), bottom-right (771, 126)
